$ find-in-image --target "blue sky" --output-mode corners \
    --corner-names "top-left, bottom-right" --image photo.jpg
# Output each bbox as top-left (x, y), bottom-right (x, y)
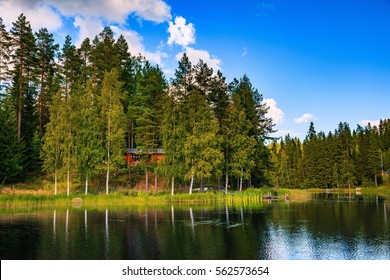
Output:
top-left (1, 0), bottom-right (389, 138)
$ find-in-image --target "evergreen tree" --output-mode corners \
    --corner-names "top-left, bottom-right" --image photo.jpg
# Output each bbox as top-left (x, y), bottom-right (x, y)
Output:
top-left (225, 96), bottom-right (256, 191)
top-left (59, 35), bottom-right (81, 97)
top-left (303, 122), bottom-right (319, 188)
top-left (208, 70), bottom-right (229, 124)
top-left (159, 54), bottom-right (193, 194)
top-left (367, 126), bottom-right (381, 186)
top-left (0, 94), bottom-right (23, 183)
top-left (171, 53), bottom-right (192, 102)
top-left (90, 27), bottom-right (119, 84)
top-left (35, 28), bottom-right (59, 136)
top-left (10, 13), bottom-right (37, 143)
top-left (0, 17), bottom-right (11, 94)
top-left (229, 75), bottom-right (274, 186)
top-left (193, 60), bottom-right (213, 96)
top-left (79, 38), bottom-right (92, 85)
top-left (378, 119), bottom-right (390, 176)
top-left (209, 71), bottom-right (230, 190)
top-left (133, 63), bottom-right (167, 191)
top-left (160, 93), bottom-right (186, 195)
top-left (30, 131), bottom-right (43, 176)
top-left (336, 122), bottom-right (355, 188)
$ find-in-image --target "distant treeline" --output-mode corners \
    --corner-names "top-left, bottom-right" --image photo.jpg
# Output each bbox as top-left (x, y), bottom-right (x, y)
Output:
top-left (268, 120), bottom-right (390, 189)
top-left (0, 14), bottom-right (388, 193)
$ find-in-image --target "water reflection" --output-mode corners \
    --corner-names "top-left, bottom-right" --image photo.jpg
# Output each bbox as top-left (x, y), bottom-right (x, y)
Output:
top-left (0, 197), bottom-right (389, 260)
top-left (171, 205), bottom-right (175, 227)
top-left (103, 209), bottom-right (108, 259)
top-left (189, 208), bottom-right (195, 237)
top-left (84, 209), bottom-right (88, 234)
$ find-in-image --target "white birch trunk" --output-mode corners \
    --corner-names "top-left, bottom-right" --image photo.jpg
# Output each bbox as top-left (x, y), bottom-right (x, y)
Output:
top-left (171, 205), bottom-right (175, 227)
top-left (54, 170), bottom-right (57, 195)
top-left (239, 167), bottom-right (243, 192)
top-left (189, 172), bottom-right (194, 194)
top-left (85, 174), bottom-right (88, 194)
top-left (145, 168), bottom-right (149, 191)
top-left (189, 159), bottom-right (194, 194)
top-left (53, 210), bottom-right (56, 236)
top-left (225, 205), bottom-right (230, 226)
top-left (225, 173), bottom-right (228, 194)
top-left (171, 176), bottom-right (175, 196)
top-left (66, 166), bottom-right (70, 196)
top-left (84, 210), bottom-right (88, 233)
top-left (106, 166), bottom-right (110, 195)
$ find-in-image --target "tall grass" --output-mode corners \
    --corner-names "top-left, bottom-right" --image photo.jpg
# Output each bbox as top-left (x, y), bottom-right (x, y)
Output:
top-left (3, 186), bottom-right (389, 209)
top-left (0, 188), bottom-right (295, 208)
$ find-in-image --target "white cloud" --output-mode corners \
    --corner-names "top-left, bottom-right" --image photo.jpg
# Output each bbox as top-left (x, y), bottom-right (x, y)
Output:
top-left (73, 16), bottom-right (104, 46)
top-left (241, 47), bottom-right (248, 57)
top-left (167, 16), bottom-right (196, 47)
top-left (1, 0), bottom-right (171, 30)
top-left (0, 0), bottom-right (172, 66)
top-left (264, 98), bottom-right (284, 125)
top-left (46, 0), bottom-right (171, 23)
top-left (0, 0), bottom-right (62, 31)
top-left (360, 119), bottom-right (380, 127)
top-left (111, 25), bottom-right (167, 65)
top-left (294, 113), bottom-right (315, 124)
top-left (168, 15), bottom-right (221, 72)
top-left (176, 47), bottom-right (222, 72)
top-left (1, 0), bottom-right (220, 71)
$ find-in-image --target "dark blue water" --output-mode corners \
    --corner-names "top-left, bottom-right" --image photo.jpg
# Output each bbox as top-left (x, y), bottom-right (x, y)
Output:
top-left (0, 197), bottom-right (389, 259)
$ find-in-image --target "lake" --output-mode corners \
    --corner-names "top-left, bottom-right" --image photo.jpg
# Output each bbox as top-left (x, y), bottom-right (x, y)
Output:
top-left (0, 194), bottom-right (389, 260)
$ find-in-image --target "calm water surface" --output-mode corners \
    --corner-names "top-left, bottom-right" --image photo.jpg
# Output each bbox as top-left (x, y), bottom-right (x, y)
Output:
top-left (0, 195), bottom-right (389, 260)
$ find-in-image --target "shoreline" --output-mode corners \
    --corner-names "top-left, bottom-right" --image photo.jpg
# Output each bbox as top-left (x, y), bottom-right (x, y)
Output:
top-left (1, 186), bottom-right (389, 208)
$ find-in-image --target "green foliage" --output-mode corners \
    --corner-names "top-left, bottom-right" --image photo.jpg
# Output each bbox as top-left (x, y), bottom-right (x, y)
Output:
top-left (35, 27), bottom-right (59, 136)
top-left (6, 14), bottom-right (389, 196)
top-left (101, 69), bottom-right (126, 194)
top-left (0, 17), bottom-right (11, 92)
top-left (269, 119), bottom-right (390, 189)
top-left (225, 97), bottom-right (256, 190)
top-left (0, 94), bottom-right (23, 183)
top-left (74, 82), bottom-right (104, 192)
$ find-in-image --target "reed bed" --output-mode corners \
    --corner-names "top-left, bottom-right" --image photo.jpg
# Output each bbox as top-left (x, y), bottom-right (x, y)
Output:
top-left (0, 188), bottom-right (293, 208)
top-left (2, 186), bottom-right (387, 209)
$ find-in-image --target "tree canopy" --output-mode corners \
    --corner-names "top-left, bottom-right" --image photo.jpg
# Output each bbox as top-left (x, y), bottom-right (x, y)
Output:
top-left (0, 14), bottom-right (388, 193)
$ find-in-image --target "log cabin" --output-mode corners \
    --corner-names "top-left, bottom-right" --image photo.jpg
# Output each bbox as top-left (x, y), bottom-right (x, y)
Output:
top-left (124, 148), bottom-right (165, 166)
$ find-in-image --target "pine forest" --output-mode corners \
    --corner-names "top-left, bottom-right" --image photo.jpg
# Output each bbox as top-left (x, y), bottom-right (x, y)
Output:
top-left (0, 14), bottom-right (389, 194)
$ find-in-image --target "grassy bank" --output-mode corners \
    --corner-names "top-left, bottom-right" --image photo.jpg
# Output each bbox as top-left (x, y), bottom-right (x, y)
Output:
top-left (0, 185), bottom-right (389, 208)
top-left (0, 188), bottom-right (295, 208)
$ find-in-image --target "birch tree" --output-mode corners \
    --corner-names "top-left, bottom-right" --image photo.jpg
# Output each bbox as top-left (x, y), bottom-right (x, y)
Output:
top-left (75, 82), bottom-right (104, 194)
top-left (41, 90), bottom-right (64, 194)
top-left (101, 69), bottom-right (125, 194)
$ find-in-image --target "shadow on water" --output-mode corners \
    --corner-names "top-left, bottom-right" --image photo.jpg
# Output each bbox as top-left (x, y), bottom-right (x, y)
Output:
top-left (0, 195), bottom-right (389, 260)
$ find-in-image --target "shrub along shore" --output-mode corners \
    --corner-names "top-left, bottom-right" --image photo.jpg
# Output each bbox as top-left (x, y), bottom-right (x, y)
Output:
top-left (1, 186), bottom-right (389, 208)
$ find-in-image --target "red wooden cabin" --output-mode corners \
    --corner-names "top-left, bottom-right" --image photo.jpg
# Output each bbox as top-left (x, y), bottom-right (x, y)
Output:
top-left (124, 148), bottom-right (165, 166)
